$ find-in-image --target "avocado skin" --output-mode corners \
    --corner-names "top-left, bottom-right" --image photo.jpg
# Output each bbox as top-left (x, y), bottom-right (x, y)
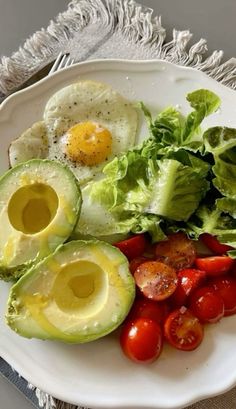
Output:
top-left (0, 159), bottom-right (82, 281)
top-left (6, 239), bottom-right (135, 343)
top-left (0, 263), bottom-right (30, 282)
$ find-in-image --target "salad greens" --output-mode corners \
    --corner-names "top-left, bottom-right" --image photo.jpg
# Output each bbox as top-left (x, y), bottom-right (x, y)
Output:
top-left (78, 89), bottom-right (236, 255)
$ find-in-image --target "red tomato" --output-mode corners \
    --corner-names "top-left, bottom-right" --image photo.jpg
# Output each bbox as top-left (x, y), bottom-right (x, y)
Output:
top-left (189, 286), bottom-right (224, 323)
top-left (164, 308), bottom-right (204, 351)
top-left (155, 233), bottom-right (196, 270)
top-left (171, 269), bottom-right (206, 308)
top-left (114, 234), bottom-right (148, 260)
top-left (128, 298), bottom-right (169, 325)
top-left (134, 261), bottom-right (177, 301)
top-left (129, 256), bottom-right (150, 275)
top-left (200, 233), bottom-right (233, 255)
top-left (195, 256), bottom-right (234, 276)
top-left (120, 318), bottom-right (163, 363)
top-left (210, 276), bottom-right (236, 316)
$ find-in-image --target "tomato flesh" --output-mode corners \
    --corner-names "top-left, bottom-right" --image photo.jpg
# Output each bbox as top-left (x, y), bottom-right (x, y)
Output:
top-left (164, 308), bottom-right (204, 351)
top-left (210, 276), bottom-right (236, 316)
top-left (189, 286), bottom-right (224, 323)
top-left (195, 256), bottom-right (234, 276)
top-left (128, 298), bottom-right (169, 325)
top-left (200, 233), bottom-right (233, 255)
top-left (171, 269), bottom-right (206, 308)
top-left (114, 234), bottom-right (147, 261)
top-left (129, 256), bottom-right (150, 275)
top-left (134, 261), bottom-right (177, 301)
top-left (155, 233), bottom-right (196, 270)
top-left (120, 318), bottom-right (163, 363)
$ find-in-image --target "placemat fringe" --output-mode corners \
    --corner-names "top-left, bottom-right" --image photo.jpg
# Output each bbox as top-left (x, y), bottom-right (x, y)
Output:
top-left (0, 0), bottom-right (236, 98)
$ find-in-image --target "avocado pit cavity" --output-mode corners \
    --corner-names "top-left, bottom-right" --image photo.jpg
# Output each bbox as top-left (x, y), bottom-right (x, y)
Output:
top-left (52, 260), bottom-right (108, 317)
top-left (8, 183), bottom-right (59, 234)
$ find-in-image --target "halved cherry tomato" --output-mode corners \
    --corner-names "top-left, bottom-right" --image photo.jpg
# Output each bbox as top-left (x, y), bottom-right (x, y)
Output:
top-left (155, 233), bottom-right (196, 270)
top-left (189, 286), bottom-right (224, 323)
top-left (129, 256), bottom-right (150, 275)
top-left (200, 233), bottom-right (233, 255)
top-left (210, 276), bottom-right (236, 316)
top-left (134, 261), bottom-right (177, 301)
top-left (128, 297), bottom-right (169, 326)
top-left (164, 308), bottom-right (204, 351)
top-left (120, 318), bottom-right (163, 363)
top-left (114, 234), bottom-right (148, 260)
top-left (195, 256), bottom-right (234, 276)
top-left (171, 269), bottom-right (206, 308)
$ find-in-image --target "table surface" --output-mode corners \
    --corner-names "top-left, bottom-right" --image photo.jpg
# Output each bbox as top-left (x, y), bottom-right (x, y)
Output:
top-left (0, 0), bottom-right (235, 408)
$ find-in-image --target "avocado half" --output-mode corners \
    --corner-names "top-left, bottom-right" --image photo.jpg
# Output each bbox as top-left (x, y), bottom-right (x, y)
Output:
top-left (6, 240), bottom-right (135, 343)
top-left (0, 159), bottom-right (81, 281)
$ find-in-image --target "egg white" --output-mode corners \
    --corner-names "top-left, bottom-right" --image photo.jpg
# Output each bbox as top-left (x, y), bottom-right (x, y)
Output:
top-left (43, 80), bottom-right (138, 183)
top-left (72, 182), bottom-right (128, 243)
top-left (9, 121), bottom-right (48, 167)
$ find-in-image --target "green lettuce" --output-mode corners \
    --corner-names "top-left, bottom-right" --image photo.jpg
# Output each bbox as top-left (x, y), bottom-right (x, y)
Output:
top-left (141, 89), bottom-right (221, 153)
top-left (91, 141), bottom-right (209, 225)
top-left (204, 126), bottom-right (236, 198)
top-left (216, 197), bottom-right (236, 218)
top-left (186, 204), bottom-right (236, 253)
top-left (145, 158), bottom-right (209, 221)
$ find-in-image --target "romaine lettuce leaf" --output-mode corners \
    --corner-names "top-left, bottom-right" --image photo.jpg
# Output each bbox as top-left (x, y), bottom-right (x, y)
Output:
top-left (183, 89), bottom-right (221, 143)
top-left (92, 148), bottom-right (158, 214)
top-left (203, 126), bottom-right (236, 198)
top-left (91, 143), bottom-right (209, 224)
top-left (216, 197), bottom-right (236, 218)
top-left (145, 158), bottom-right (209, 221)
top-left (141, 89), bottom-right (221, 153)
top-left (140, 103), bottom-right (183, 145)
top-left (186, 204), bottom-right (236, 250)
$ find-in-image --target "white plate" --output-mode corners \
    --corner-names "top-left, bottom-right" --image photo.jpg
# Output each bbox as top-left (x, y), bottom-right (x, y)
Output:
top-left (1, 60), bottom-right (236, 409)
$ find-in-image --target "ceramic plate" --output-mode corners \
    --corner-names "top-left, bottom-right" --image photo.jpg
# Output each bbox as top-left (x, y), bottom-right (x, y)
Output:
top-left (1, 60), bottom-right (236, 409)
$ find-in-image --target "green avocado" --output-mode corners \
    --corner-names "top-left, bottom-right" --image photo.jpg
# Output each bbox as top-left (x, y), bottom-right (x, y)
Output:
top-left (0, 159), bottom-right (81, 281)
top-left (6, 240), bottom-right (135, 343)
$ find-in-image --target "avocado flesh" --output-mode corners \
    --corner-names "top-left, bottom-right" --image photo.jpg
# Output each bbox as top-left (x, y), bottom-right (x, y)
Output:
top-left (0, 159), bottom-right (81, 281)
top-left (6, 240), bottom-right (135, 343)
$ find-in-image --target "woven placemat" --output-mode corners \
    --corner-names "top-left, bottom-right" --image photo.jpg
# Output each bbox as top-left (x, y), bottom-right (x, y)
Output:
top-left (0, 1), bottom-right (236, 408)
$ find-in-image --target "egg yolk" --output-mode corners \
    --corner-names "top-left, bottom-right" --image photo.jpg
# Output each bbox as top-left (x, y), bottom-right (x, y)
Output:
top-left (66, 122), bottom-right (112, 166)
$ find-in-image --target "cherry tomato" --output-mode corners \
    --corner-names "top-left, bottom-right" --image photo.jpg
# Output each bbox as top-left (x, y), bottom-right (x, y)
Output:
top-left (210, 276), bottom-right (236, 316)
top-left (134, 261), bottom-right (177, 301)
top-left (200, 233), bottom-right (233, 255)
top-left (164, 308), bottom-right (204, 351)
top-left (155, 233), bottom-right (196, 270)
top-left (120, 318), bottom-right (163, 363)
top-left (128, 297), bottom-right (169, 325)
top-left (171, 269), bottom-right (206, 308)
top-left (114, 234), bottom-right (148, 260)
top-left (129, 256), bottom-right (150, 275)
top-left (189, 286), bottom-right (224, 323)
top-left (195, 256), bottom-right (234, 276)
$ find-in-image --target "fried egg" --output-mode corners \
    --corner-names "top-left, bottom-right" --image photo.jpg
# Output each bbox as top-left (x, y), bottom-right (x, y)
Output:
top-left (9, 121), bottom-right (48, 167)
top-left (9, 80), bottom-right (138, 183)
